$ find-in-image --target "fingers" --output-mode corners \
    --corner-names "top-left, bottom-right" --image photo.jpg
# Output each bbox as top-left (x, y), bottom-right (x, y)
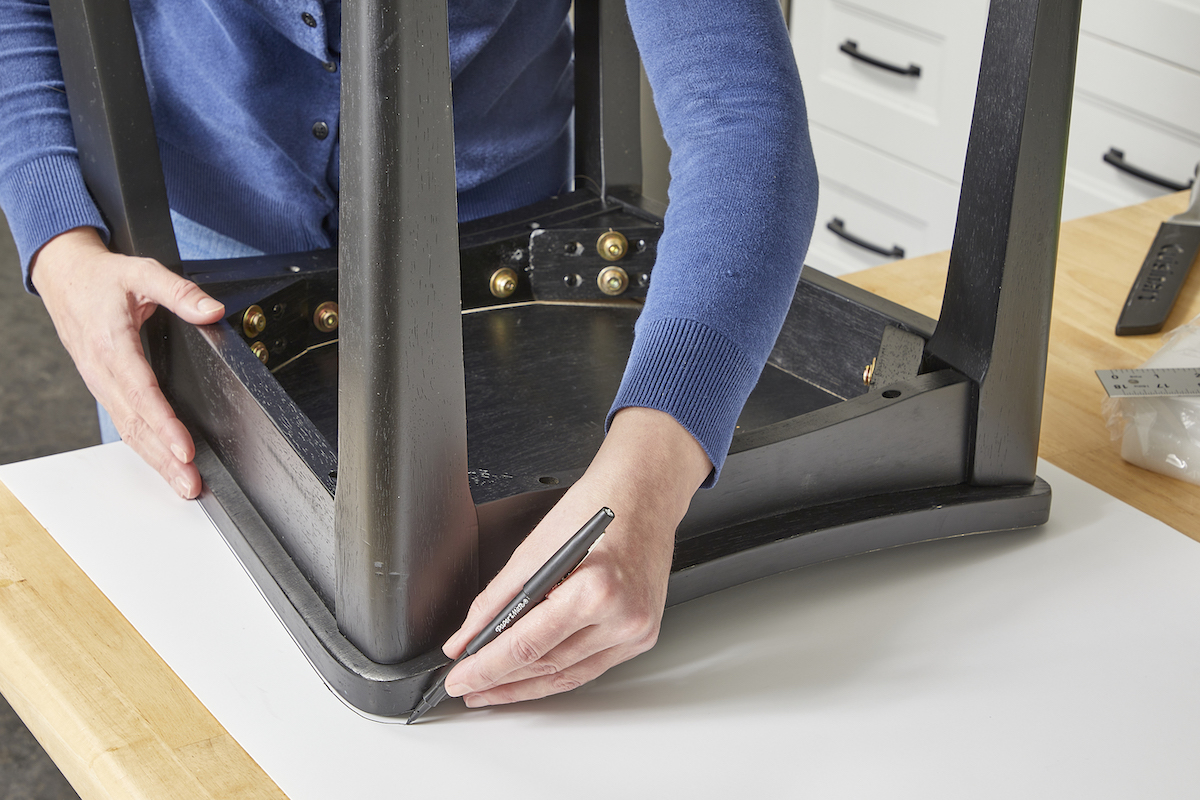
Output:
top-left (109, 406), bottom-right (202, 499)
top-left (438, 407), bottom-right (710, 712)
top-left (443, 548), bottom-right (662, 701)
top-left (441, 513), bottom-right (669, 708)
top-left (443, 592), bottom-right (600, 695)
top-left (446, 619), bottom-right (645, 705)
top-left (84, 262), bottom-right (206, 497)
top-left (443, 504), bottom-right (596, 660)
top-left (462, 645), bottom-right (637, 708)
top-left (100, 347), bottom-right (202, 498)
top-left (444, 572), bottom-right (532, 658)
top-left (31, 229), bottom-right (213, 499)
top-left (130, 257), bottom-right (225, 325)
top-left (118, 259), bottom-right (217, 496)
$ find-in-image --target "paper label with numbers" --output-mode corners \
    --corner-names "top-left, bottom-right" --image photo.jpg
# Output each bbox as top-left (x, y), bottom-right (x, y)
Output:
top-left (1095, 368), bottom-right (1200, 398)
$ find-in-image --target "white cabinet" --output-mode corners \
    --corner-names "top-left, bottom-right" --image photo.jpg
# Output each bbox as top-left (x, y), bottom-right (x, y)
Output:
top-left (1081, 0), bottom-right (1200, 74)
top-left (792, 0), bottom-right (988, 182)
top-left (791, 0), bottom-right (1200, 276)
top-left (804, 125), bottom-right (960, 276)
top-left (1064, 1), bottom-right (1200, 219)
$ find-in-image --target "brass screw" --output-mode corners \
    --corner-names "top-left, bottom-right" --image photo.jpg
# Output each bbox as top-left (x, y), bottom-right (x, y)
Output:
top-left (242, 305), bottom-right (266, 338)
top-left (313, 301), bottom-right (339, 332)
top-left (597, 265), bottom-right (629, 296)
top-left (596, 230), bottom-right (628, 261)
top-left (489, 267), bottom-right (519, 299)
top-left (863, 358), bottom-right (876, 387)
top-left (250, 341), bottom-right (269, 364)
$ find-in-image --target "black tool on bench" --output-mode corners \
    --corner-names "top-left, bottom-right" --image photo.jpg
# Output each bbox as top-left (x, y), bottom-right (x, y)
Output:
top-left (1116, 164), bottom-right (1200, 336)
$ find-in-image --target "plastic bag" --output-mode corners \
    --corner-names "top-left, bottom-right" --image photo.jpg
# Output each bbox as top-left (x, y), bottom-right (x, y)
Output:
top-left (1102, 314), bottom-right (1200, 485)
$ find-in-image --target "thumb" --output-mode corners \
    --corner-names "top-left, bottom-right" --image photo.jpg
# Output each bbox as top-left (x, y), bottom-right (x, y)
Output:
top-left (134, 258), bottom-right (225, 324)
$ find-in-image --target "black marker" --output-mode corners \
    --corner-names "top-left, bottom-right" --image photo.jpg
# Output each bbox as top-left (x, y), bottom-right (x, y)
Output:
top-left (406, 507), bottom-right (615, 724)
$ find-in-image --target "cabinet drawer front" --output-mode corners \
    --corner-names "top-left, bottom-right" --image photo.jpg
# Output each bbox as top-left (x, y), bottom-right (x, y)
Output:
top-left (1075, 33), bottom-right (1200, 136)
top-left (805, 124), bottom-right (959, 276)
top-left (791, 0), bottom-right (987, 182)
top-left (809, 0), bottom-right (975, 33)
top-left (1081, 0), bottom-right (1200, 74)
top-left (1063, 92), bottom-right (1200, 220)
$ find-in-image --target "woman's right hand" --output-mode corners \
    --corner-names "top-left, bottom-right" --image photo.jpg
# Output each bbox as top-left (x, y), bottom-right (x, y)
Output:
top-left (30, 227), bottom-right (226, 498)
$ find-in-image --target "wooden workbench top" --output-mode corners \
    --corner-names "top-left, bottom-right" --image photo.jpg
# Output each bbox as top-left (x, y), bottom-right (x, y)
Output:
top-left (0, 478), bottom-right (287, 799)
top-left (1, 193), bottom-right (1197, 799)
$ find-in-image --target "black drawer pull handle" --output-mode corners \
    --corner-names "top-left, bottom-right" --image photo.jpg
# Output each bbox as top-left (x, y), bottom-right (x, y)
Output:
top-left (826, 217), bottom-right (905, 258)
top-left (1103, 148), bottom-right (1194, 192)
top-left (839, 40), bottom-right (921, 77)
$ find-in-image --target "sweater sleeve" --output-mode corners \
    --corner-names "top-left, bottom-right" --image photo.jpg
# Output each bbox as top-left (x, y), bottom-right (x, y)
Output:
top-left (609, 0), bottom-right (818, 486)
top-left (0, 0), bottom-right (109, 288)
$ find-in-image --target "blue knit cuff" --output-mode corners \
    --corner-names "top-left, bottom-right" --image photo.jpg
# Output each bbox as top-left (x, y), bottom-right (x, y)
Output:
top-left (607, 317), bottom-right (760, 488)
top-left (0, 154), bottom-right (109, 290)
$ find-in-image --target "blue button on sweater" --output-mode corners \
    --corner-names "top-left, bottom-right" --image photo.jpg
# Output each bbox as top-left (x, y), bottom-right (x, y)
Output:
top-left (0, 0), bottom-right (817, 483)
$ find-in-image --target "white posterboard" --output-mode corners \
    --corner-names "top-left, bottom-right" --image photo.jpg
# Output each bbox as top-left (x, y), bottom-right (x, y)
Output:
top-left (3, 445), bottom-right (1198, 798)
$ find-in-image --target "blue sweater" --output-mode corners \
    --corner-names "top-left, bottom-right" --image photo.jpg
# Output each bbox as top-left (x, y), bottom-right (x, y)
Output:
top-left (0, 0), bottom-right (817, 483)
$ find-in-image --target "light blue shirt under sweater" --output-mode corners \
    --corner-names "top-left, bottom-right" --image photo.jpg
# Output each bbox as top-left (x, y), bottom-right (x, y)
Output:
top-left (0, 0), bottom-right (817, 483)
